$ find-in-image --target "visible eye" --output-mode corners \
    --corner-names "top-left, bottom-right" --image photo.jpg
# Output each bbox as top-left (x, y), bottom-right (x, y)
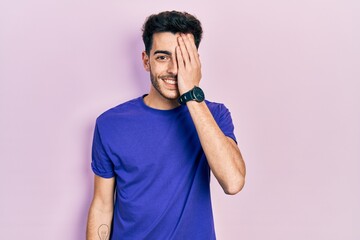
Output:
top-left (156, 55), bottom-right (169, 61)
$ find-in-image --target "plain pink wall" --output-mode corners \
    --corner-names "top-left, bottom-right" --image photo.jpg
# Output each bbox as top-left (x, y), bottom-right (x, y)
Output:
top-left (1, 1), bottom-right (359, 239)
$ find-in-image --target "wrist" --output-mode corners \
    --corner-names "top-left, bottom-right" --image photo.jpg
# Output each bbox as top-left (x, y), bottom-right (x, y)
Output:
top-left (178, 86), bottom-right (205, 105)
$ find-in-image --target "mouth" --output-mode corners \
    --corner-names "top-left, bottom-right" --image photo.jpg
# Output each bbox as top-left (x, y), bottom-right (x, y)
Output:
top-left (161, 76), bottom-right (178, 85)
top-left (163, 78), bottom-right (177, 85)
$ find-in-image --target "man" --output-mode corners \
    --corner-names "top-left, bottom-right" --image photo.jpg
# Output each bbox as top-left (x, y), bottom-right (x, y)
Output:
top-left (87, 11), bottom-right (246, 240)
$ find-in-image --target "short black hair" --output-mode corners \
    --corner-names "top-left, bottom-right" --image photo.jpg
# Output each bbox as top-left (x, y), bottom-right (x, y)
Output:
top-left (142, 11), bottom-right (203, 55)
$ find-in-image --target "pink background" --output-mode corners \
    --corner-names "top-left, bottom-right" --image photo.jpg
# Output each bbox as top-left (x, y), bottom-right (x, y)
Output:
top-left (1, 0), bottom-right (359, 239)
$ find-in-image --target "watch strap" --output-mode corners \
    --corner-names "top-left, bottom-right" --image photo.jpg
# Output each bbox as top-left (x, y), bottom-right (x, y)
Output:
top-left (178, 90), bottom-right (194, 105)
top-left (178, 86), bottom-right (204, 105)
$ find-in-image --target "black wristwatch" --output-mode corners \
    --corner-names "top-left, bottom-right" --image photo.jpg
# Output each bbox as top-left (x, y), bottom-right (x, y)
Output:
top-left (178, 86), bottom-right (205, 105)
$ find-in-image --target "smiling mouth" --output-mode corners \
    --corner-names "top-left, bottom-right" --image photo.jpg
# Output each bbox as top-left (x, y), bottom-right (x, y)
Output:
top-left (161, 75), bottom-right (178, 85)
top-left (163, 78), bottom-right (177, 85)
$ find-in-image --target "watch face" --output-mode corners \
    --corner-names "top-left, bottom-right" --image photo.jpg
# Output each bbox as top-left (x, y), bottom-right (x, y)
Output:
top-left (193, 87), bottom-right (205, 102)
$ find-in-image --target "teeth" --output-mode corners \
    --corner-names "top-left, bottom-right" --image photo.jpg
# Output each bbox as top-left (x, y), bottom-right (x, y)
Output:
top-left (164, 79), bottom-right (177, 85)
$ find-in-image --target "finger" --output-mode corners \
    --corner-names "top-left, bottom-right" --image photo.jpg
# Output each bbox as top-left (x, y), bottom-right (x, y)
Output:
top-left (183, 34), bottom-right (198, 64)
top-left (186, 34), bottom-right (201, 66)
top-left (176, 46), bottom-right (184, 70)
top-left (178, 34), bottom-right (190, 67)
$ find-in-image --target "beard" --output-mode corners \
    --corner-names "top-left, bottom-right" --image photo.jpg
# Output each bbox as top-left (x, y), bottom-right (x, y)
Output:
top-left (149, 70), bottom-right (179, 100)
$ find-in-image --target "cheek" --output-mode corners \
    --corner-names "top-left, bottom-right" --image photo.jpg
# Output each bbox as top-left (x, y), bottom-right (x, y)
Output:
top-left (150, 62), bottom-right (166, 74)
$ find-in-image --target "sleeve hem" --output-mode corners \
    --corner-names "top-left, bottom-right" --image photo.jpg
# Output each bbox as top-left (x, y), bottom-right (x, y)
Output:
top-left (91, 165), bottom-right (115, 178)
top-left (225, 134), bottom-right (238, 144)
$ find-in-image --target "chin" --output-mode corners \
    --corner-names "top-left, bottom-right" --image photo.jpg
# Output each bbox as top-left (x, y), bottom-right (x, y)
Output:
top-left (159, 88), bottom-right (180, 101)
top-left (163, 93), bottom-right (180, 101)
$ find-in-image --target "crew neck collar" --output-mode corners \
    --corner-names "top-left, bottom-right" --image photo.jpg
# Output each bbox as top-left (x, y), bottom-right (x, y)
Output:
top-left (139, 95), bottom-right (185, 114)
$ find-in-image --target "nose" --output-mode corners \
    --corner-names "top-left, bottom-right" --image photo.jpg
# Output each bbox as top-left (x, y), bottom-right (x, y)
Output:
top-left (167, 57), bottom-right (178, 75)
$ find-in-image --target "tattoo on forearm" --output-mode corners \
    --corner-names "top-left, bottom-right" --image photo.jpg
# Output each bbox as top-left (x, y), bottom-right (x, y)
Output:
top-left (98, 224), bottom-right (110, 240)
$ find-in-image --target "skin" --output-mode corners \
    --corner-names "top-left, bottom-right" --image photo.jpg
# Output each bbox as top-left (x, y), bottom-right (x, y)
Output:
top-left (142, 32), bottom-right (246, 193)
top-left (86, 31), bottom-right (246, 240)
top-left (86, 176), bottom-right (114, 240)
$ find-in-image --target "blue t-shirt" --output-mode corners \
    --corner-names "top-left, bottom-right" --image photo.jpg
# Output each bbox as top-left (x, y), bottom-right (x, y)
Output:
top-left (91, 96), bottom-right (237, 240)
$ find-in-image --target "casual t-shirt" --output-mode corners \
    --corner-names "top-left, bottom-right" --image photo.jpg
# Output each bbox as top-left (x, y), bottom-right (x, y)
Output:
top-left (91, 96), bottom-right (237, 240)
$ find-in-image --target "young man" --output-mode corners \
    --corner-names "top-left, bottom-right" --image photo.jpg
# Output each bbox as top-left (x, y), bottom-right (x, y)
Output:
top-left (87, 11), bottom-right (246, 240)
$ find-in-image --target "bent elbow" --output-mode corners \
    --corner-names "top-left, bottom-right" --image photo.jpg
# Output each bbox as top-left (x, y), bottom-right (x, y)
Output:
top-left (223, 176), bottom-right (245, 195)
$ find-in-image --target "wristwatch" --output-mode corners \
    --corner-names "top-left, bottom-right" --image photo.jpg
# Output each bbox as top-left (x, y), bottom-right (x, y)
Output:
top-left (178, 86), bottom-right (205, 105)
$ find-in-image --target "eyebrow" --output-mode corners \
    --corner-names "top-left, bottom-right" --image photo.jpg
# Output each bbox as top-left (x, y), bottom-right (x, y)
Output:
top-left (153, 50), bottom-right (172, 55)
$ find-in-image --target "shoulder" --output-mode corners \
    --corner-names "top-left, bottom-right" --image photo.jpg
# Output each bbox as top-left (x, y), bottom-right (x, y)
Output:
top-left (205, 100), bottom-right (231, 117)
top-left (96, 96), bottom-right (142, 125)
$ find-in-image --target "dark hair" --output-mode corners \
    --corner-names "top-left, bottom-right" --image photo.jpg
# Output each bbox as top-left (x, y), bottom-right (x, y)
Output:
top-left (142, 11), bottom-right (203, 55)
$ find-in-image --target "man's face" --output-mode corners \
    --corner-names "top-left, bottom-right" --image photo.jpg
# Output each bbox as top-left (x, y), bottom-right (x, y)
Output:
top-left (142, 32), bottom-right (185, 101)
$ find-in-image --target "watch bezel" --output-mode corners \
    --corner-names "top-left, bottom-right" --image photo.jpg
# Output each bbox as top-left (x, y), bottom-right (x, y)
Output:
top-left (192, 86), bottom-right (205, 102)
top-left (178, 86), bottom-right (205, 105)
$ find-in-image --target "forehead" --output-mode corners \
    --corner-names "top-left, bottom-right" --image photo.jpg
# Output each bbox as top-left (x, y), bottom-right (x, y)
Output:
top-left (151, 32), bottom-right (180, 54)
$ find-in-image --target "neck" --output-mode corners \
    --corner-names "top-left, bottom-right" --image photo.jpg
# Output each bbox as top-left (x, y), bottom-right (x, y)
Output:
top-left (143, 90), bottom-right (180, 110)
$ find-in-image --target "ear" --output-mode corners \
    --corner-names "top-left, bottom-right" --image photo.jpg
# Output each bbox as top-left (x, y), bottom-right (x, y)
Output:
top-left (142, 51), bottom-right (150, 72)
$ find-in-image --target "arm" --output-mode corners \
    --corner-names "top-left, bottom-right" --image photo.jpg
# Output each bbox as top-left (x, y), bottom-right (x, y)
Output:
top-left (86, 175), bottom-right (115, 240)
top-left (187, 101), bottom-right (246, 194)
top-left (176, 34), bottom-right (246, 195)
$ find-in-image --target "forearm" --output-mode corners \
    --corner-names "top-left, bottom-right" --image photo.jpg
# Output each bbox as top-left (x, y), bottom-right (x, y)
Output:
top-left (174, 33), bottom-right (245, 193)
top-left (187, 101), bottom-right (246, 194)
top-left (86, 200), bottom-right (114, 240)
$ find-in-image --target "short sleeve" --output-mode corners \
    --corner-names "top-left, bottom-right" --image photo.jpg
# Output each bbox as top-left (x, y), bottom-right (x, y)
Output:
top-left (215, 104), bottom-right (237, 144)
top-left (91, 122), bottom-right (115, 178)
